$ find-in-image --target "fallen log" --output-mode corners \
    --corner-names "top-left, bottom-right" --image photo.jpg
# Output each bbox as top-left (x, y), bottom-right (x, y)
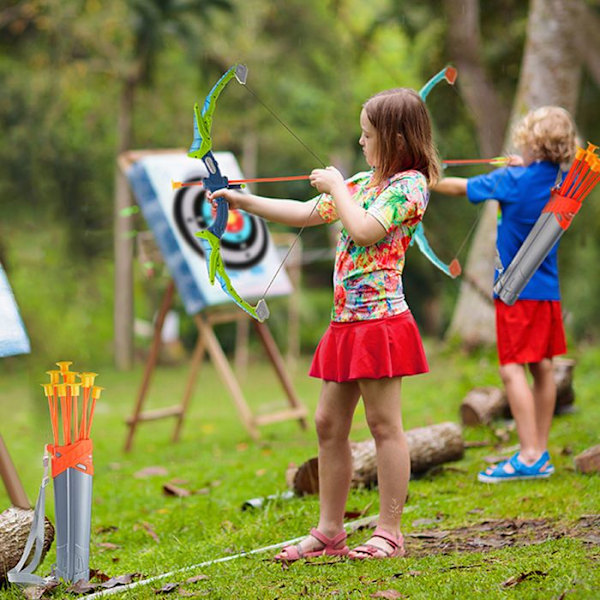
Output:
top-left (574, 445), bottom-right (600, 474)
top-left (0, 507), bottom-right (55, 583)
top-left (290, 422), bottom-right (464, 495)
top-left (460, 387), bottom-right (506, 427)
top-left (553, 357), bottom-right (576, 414)
top-left (460, 357), bottom-right (576, 426)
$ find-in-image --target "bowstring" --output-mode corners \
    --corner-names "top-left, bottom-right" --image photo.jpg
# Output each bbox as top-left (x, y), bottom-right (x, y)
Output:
top-left (442, 82), bottom-right (512, 267)
top-left (241, 83), bottom-right (330, 300)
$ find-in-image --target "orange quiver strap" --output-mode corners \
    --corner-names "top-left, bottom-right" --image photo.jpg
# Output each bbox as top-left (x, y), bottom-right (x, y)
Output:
top-left (48, 438), bottom-right (94, 478)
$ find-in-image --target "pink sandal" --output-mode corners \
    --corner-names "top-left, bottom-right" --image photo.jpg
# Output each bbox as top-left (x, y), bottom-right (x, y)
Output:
top-left (274, 528), bottom-right (349, 562)
top-left (348, 527), bottom-right (405, 560)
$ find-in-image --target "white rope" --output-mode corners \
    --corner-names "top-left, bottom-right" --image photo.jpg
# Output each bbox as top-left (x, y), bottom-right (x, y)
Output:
top-left (83, 515), bottom-right (378, 599)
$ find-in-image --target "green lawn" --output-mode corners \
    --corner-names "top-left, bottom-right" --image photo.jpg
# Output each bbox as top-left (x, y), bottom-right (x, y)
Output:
top-left (0, 341), bottom-right (598, 599)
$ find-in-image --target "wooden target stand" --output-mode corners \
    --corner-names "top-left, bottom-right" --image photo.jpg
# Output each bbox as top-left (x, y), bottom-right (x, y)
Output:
top-left (124, 278), bottom-right (308, 451)
top-left (0, 434), bottom-right (30, 508)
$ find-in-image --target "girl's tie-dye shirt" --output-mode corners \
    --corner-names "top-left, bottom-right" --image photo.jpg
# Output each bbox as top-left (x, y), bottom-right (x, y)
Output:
top-left (316, 170), bottom-right (428, 322)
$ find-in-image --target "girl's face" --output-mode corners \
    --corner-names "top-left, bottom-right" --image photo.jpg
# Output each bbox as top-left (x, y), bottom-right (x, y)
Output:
top-left (359, 108), bottom-right (380, 169)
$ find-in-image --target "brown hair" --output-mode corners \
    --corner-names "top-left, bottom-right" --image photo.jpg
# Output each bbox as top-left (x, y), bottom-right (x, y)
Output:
top-left (512, 106), bottom-right (577, 165)
top-left (363, 88), bottom-right (441, 186)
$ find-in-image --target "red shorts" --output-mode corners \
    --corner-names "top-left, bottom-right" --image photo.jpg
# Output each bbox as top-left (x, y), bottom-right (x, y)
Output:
top-left (495, 299), bottom-right (567, 365)
top-left (309, 310), bottom-right (429, 382)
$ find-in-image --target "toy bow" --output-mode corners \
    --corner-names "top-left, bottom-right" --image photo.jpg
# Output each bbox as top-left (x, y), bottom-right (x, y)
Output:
top-left (188, 64), bottom-right (269, 322)
top-left (411, 65), bottom-right (462, 278)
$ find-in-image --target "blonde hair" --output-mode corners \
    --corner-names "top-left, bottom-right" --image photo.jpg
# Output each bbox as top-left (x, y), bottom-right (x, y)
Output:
top-left (512, 106), bottom-right (577, 165)
top-left (363, 88), bottom-right (441, 186)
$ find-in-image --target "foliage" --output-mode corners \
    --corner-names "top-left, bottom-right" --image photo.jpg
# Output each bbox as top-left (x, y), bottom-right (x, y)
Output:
top-left (0, 345), bottom-right (599, 598)
top-left (0, 0), bottom-right (599, 367)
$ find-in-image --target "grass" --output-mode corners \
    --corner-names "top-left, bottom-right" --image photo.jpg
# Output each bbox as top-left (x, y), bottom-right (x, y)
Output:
top-left (0, 340), bottom-right (599, 599)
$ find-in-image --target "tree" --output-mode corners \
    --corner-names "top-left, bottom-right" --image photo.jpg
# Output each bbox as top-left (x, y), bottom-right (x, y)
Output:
top-left (443, 0), bottom-right (591, 347)
top-left (113, 0), bottom-right (232, 370)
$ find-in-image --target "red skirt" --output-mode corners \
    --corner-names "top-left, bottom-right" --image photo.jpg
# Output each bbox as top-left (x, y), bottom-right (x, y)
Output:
top-left (495, 299), bottom-right (567, 365)
top-left (309, 310), bottom-right (428, 382)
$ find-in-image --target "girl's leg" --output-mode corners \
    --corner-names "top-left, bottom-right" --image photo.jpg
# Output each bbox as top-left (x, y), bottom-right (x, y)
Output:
top-left (528, 358), bottom-right (556, 451)
top-left (277, 380), bottom-right (360, 557)
top-left (352, 376), bottom-right (407, 555)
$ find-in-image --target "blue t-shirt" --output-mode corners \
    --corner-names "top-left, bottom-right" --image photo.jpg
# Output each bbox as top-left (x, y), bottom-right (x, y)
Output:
top-left (466, 161), bottom-right (561, 300)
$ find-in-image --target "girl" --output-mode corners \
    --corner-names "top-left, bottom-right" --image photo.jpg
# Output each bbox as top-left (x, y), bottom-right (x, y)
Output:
top-left (209, 88), bottom-right (440, 560)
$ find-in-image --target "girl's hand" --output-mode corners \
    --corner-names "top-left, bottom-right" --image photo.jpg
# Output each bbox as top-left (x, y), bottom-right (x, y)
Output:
top-left (206, 188), bottom-right (246, 210)
top-left (309, 166), bottom-right (345, 195)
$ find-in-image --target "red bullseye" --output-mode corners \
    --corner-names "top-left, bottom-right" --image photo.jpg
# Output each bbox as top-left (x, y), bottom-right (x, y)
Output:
top-left (226, 209), bottom-right (244, 233)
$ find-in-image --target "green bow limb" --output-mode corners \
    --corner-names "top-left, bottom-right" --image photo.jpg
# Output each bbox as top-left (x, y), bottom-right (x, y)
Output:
top-left (196, 231), bottom-right (270, 322)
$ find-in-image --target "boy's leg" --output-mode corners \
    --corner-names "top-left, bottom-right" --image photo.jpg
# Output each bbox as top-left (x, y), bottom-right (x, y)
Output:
top-left (354, 376), bottom-right (407, 554)
top-left (528, 358), bottom-right (556, 451)
top-left (277, 380), bottom-right (359, 557)
top-left (499, 362), bottom-right (542, 466)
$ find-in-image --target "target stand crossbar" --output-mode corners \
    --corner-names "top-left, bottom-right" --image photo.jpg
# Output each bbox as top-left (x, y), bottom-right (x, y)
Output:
top-left (124, 280), bottom-right (308, 451)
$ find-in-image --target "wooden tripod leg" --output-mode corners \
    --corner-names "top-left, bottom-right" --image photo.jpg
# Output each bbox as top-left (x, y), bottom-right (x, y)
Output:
top-left (194, 314), bottom-right (260, 440)
top-left (171, 331), bottom-right (206, 442)
top-left (124, 279), bottom-right (176, 452)
top-left (0, 434), bottom-right (30, 509)
top-left (253, 321), bottom-right (308, 430)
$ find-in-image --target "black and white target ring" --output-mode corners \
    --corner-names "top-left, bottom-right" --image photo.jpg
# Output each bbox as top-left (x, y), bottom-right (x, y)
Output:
top-left (173, 178), bottom-right (269, 270)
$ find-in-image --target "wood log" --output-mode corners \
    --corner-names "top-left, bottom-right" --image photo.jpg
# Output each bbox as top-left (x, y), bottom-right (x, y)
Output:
top-left (460, 386), bottom-right (506, 426)
top-left (460, 358), bottom-right (577, 426)
top-left (574, 445), bottom-right (600, 474)
top-left (0, 507), bottom-right (54, 582)
top-left (290, 422), bottom-right (464, 495)
top-left (553, 357), bottom-right (576, 413)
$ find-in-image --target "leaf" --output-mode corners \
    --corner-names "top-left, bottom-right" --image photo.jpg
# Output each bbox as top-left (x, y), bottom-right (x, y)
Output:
top-left (23, 581), bottom-right (59, 600)
top-left (100, 573), bottom-right (144, 588)
top-left (163, 483), bottom-right (192, 497)
top-left (67, 580), bottom-right (99, 594)
top-left (155, 582), bottom-right (179, 594)
top-left (134, 466), bottom-right (169, 478)
top-left (95, 525), bottom-right (119, 534)
top-left (90, 568), bottom-right (112, 582)
top-left (502, 570), bottom-right (547, 588)
top-left (186, 575), bottom-right (209, 584)
top-left (140, 521), bottom-right (160, 543)
top-left (371, 590), bottom-right (405, 598)
top-left (98, 542), bottom-right (121, 551)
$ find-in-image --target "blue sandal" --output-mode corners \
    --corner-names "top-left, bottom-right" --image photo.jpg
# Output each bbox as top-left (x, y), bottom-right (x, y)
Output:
top-left (477, 451), bottom-right (554, 483)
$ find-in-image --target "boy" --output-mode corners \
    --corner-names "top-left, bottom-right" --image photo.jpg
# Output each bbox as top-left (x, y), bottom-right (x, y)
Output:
top-left (433, 106), bottom-right (577, 482)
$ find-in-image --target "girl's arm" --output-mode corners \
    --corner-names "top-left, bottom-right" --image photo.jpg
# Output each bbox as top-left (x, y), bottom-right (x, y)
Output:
top-left (310, 167), bottom-right (386, 246)
top-left (431, 177), bottom-right (468, 196)
top-left (208, 189), bottom-right (325, 228)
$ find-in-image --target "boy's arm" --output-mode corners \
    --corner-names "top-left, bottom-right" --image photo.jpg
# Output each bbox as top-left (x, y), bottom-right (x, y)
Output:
top-left (431, 177), bottom-right (468, 196)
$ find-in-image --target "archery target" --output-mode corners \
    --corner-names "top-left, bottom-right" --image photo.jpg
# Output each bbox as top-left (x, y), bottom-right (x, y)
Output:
top-left (126, 151), bottom-right (292, 316)
top-left (172, 179), bottom-right (269, 269)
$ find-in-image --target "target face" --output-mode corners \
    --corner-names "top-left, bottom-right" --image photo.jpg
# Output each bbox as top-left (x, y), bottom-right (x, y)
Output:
top-left (173, 178), bottom-right (269, 270)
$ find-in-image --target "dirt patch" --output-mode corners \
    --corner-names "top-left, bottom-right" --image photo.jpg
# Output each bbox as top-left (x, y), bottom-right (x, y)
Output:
top-left (399, 514), bottom-right (600, 556)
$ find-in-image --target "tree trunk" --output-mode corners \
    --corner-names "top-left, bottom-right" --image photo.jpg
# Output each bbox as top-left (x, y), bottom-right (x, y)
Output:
top-left (114, 77), bottom-right (137, 370)
top-left (443, 0), bottom-right (508, 347)
top-left (444, 0), bottom-right (583, 347)
top-left (290, 422), bottom-right (464, 495)
top-left (0, 507), bottom-right (54, 582)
